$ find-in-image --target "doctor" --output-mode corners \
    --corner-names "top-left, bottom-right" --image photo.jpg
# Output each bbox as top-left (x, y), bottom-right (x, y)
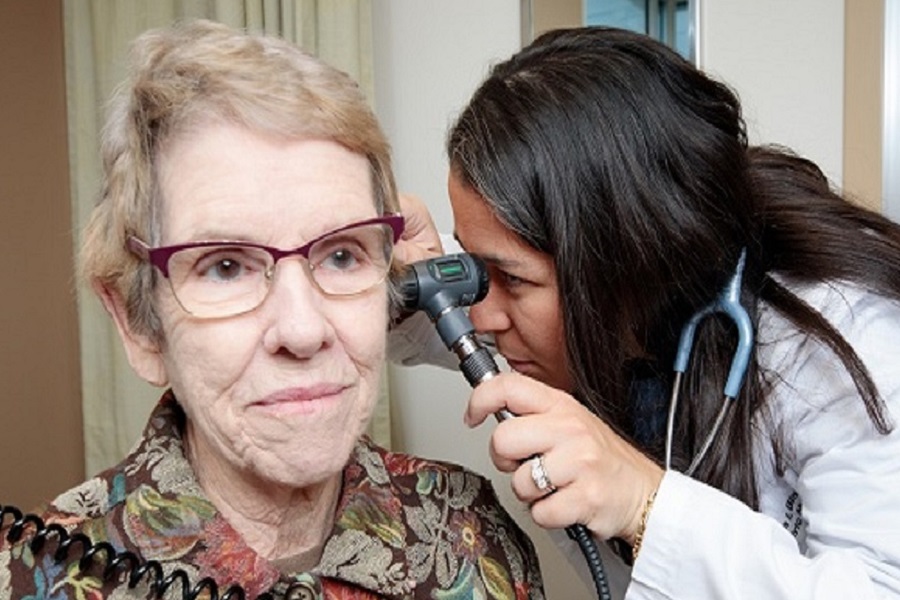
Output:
top-left (393, 26), bottom-right (900, 599)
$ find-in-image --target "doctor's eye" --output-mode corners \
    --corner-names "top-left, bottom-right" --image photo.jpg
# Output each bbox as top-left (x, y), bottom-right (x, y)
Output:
top-left (492, 268), bottom-right (526, 289)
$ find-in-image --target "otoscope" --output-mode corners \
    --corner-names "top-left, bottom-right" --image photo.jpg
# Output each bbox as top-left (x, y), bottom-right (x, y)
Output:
top-left (398, 253), bottom-right (612, 600)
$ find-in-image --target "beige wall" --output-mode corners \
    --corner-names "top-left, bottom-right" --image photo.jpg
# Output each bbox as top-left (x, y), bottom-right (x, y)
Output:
top-left (0, 1), bottom-right (84, 510)
top-left (531, 0), bottom-right (581, 38)
top-left (844, 0), bottom-right (885, 211)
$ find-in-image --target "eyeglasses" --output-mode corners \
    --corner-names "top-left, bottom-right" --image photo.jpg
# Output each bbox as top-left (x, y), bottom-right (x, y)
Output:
top-left (127, 215), bottom-right (404, 319)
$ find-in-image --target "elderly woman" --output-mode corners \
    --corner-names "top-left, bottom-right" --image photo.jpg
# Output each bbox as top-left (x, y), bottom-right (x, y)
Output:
top-left (0, 19), bottom-right (543, 599)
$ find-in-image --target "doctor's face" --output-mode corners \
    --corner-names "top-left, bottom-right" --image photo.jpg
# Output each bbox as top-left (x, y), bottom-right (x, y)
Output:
top-left (448, 172), bottom-right (573, 393)
top-left (134, 123), bottom-right (389, 490)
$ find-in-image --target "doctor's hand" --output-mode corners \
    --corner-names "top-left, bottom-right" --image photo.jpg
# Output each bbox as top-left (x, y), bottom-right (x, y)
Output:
top-left (464, 372), bottom-right (664, 545)
top-left (393, 193), bottom-right (443, 266)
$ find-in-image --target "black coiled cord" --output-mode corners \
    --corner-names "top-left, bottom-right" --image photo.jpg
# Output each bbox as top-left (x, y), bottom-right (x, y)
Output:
top-left (1, 503), bottom-right (273, 600)
top-left (566, 523), bottom-right (611, 600)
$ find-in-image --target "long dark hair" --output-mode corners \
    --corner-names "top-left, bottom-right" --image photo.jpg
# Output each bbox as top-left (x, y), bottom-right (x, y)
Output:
top-left (447, 26), bottom-right (899, 507)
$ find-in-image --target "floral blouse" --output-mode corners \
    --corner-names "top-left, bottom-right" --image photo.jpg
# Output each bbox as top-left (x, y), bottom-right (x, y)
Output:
top-left (0, 392), bottom-right (544, 599)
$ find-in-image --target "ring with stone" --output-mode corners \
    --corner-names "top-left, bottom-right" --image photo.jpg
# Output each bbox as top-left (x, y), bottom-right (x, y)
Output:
top-left (530, 455), bottom-right (556, 493)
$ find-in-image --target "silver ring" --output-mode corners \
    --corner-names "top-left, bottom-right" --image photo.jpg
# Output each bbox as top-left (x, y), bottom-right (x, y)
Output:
top-left (530, 455), bottom-right (555, 493)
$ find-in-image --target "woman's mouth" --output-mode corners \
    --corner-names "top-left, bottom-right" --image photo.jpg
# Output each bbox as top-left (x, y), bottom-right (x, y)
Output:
top-left (251, 384), bottom-right (349, 415)
top-left (503, 358), bottom-right (534, 374)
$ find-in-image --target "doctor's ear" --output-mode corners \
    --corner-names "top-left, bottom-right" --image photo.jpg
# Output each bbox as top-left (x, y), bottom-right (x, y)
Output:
top-left (93, 281), bottom-right (169, 387)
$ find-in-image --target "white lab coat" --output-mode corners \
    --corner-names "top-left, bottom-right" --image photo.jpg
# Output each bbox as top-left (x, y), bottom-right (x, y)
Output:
top-left (626, 280), bottom-right (900, 599)
top-left (390, 274), bottom-right (900, 598)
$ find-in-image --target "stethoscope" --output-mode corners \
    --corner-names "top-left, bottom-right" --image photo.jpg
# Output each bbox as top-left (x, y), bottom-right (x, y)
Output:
top-left (664, 249), bottom-right (755, 474)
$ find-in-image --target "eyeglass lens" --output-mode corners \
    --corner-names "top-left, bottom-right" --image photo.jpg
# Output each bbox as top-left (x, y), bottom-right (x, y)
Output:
top-left (164, 222), bottom-right (394, 318)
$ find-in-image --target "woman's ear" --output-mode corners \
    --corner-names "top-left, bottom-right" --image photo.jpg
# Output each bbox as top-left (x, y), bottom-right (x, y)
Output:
top-left (94, 282), bottom-right (168, 387)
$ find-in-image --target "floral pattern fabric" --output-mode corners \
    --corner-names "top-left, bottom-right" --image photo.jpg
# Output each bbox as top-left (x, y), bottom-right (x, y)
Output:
top-left (0, 392), bottom-right (544, 599)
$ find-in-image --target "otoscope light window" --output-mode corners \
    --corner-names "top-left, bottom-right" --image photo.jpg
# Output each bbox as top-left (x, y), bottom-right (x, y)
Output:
top-left (430, 258), bottom-right (467, 282)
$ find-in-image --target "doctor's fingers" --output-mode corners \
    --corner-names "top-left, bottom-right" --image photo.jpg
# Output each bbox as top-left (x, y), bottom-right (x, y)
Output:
top-left (392, 193), bottom-right (443, 266)
top-left (491, 409), bottom-right (559, 454)
top-left (527, 484), bottom-right (622, 539)
top-left (510, 451), bottom-right (568, 504)
top-left (464, 372), bottom-right (569, 427)
top-left (516, 454), bottom-right (641, 540)
top-left (507, 426), bottom-right (617, 502)
top-left (484, 415), bottom-right (554, 473)
top-left (489, 403), bottom-right (615, 466)
top-left (514, 462), bottom-right (614, 536)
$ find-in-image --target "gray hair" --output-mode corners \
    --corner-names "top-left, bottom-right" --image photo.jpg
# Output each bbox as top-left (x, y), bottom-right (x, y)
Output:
top-left (80, 19), bottom-right (397, 339)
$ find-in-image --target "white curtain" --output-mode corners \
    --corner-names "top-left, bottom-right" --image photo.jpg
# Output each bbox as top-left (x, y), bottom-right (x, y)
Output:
top-left (63, 0), bottom-right (388, 477)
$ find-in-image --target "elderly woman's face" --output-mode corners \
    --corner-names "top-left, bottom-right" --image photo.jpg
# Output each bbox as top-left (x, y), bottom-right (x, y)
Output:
top-left (143, 123), bottom-right (387, 489)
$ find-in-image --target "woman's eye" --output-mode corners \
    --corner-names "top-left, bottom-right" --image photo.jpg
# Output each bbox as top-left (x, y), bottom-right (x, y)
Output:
top-left (315, 236), bottom-right (375, 272)
top-left (494, 269), bottom-right (525, 288)
top-left (504, 272), bottom-right (525, 286)
top-left (207, 258), bottom-right (244, 281)
top-left (322, 247), bottom-right (362, 271)
top-left (194, 249), bottom-right (263, 282)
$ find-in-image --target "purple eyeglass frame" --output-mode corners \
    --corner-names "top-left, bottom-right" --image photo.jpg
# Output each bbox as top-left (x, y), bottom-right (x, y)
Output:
top-left (126, 214), bottom-right (405, 277)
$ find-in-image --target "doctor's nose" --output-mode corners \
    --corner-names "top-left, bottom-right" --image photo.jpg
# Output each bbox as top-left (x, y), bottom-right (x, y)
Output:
top-left (468, 287), bottom-right (511, 335)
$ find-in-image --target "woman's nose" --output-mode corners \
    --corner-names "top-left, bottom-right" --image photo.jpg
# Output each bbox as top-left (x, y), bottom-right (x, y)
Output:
top-left (468, 286), bottom-right (511, 334)
top-left (260, 260), bottom-right (335, 357)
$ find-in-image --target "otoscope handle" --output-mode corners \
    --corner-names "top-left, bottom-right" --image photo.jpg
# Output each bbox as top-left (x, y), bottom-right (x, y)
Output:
top-left (459, 346), bottom-right (498, 388)
top-left (450, 333), bottom-right (514, 422)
